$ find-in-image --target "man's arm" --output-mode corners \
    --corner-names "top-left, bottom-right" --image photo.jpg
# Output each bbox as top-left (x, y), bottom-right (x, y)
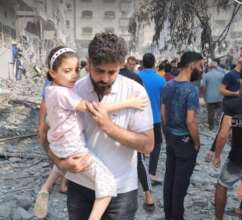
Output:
top-left (87, 102), bottom-right (154, 154)
top-left (219, 84), bottom-right (240, 97)
top-left (200, 75), bottom-right (206, 98)
top-left (212, 115), bottom-right (231, 168)
top-left (186, 110), bottom-right (200, 150)
top-left (236, 181), bottom-right (242, 199)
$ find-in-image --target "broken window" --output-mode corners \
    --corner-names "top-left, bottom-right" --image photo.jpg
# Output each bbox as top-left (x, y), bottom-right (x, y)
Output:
top-left (104, 27), bottom-right (115, 33)
top-left (82, 10), bottom-right (93, 19)
top-left (103, 0), bottom-right (115, 2)
top-left (82, 27), bottom-right (93, 35)
top-left (66, 20), bottom-right (70, 28)
top-left (25, 21), bottom-right (41, 37)
top-left (104, 11), bottom-right (115, 19)
top-left (66, 3), bottom-right (71, 9)
top-left (119, 18), bottom-right (129, 28)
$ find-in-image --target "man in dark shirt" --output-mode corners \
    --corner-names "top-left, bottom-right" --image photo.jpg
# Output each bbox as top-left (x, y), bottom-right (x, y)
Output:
top-left (220, 66), bottom-right (241, 103)
top-left (213, 97), bottom-right (242, 220)
top-left (208, 57), bottom-right (242, 155)
top-left (161, 51), bottom-right (204, 220)
top-left (119, 66), bottom-right (142, 85)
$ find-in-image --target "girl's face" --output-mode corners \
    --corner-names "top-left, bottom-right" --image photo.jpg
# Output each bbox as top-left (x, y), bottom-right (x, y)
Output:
top-left (50, 57), bottom-right (79, 88)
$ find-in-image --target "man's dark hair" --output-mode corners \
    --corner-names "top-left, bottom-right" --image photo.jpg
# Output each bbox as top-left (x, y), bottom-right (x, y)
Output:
top-left (158, 63), bottom-right (165, 71)
top-left (178, 51), bottom-right (203, 68)
top-left (88, 32), bottom-right (127, 66)
top-left (165, 63), bottom-right (172, 73)
top-left (142, 53), bottom-right (155, 68)
top-left (80, 60), bottom-right (87, 68)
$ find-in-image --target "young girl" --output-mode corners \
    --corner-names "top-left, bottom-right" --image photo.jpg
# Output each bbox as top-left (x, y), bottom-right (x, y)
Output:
top-left (34, 46), bottom-right (147, 220)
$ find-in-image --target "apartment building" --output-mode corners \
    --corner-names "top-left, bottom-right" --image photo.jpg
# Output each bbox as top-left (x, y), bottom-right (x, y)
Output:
top-left (75, 0), bottom-right (134, 57)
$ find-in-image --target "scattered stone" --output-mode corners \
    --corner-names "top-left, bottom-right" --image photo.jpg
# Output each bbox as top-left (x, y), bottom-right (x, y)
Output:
top-left (11, 207), bottom-right (33, 220)
top-left (0, 204), bottom-right (12, 220)
top-left (15, 195), bottom-right (34, 210)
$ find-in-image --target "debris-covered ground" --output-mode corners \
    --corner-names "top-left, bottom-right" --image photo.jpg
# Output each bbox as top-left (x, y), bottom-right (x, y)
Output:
top-left (0, 77), bottom-right (241, 220)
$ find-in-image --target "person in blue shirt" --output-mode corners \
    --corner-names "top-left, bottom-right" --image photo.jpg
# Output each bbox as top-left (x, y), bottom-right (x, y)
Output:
top-left (138, 53), bottom-right (166, 184)
top-left (161, 51), bottom-right (204, 220)
top-left (201, 61), bottom-right (226, 130)
top-left (11, 42), bottom-right (17, 64)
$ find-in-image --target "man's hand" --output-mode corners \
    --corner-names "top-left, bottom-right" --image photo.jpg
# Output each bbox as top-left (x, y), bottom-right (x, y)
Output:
top-left (233, 90), bottom-right (240, 97)
top-left (236, 181), bottom-right (242, 199)
top-left (205, 150), bottom-right (214, 162)
top-left (239, 56), bottom-right (242, 63)
top-left (194, 144), bottom-right (200, 151)
top-left (212, 156), bottom-right (221, 168)
top-left (86, 102), bottom-right (113, 133)
top-left (58, 154), bottom-right (92, 173)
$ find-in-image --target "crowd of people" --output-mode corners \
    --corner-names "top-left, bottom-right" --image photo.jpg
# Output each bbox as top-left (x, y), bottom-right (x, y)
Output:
top-left (34, 31), bottom-right (242, 220)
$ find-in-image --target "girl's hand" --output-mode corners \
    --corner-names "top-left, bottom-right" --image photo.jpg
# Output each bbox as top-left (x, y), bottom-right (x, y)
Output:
top-left (127, 96), bottom-right (148, 110)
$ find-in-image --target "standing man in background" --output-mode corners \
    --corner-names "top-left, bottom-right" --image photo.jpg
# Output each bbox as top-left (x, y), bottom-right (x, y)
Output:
top-left (161, 51), bottom-right (204, 220)
top-left (139, 53), bottom-right (166, 184)
top-left (125, 56), bottom-right (138, 73)
top-left (201, 61), bottom-right (226, 130)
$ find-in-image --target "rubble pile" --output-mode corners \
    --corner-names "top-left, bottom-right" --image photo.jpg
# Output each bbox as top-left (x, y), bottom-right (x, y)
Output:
top-left (0, 74), bottom-right (43, 138)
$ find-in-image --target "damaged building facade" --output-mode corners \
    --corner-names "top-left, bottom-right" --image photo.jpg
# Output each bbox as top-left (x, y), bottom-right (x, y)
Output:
top-left (0, 0), bottom-right (135, 80)
top-left (1, 0), bottom-right (242, 80)
top-left (0, 0), bottom-right (73, 80)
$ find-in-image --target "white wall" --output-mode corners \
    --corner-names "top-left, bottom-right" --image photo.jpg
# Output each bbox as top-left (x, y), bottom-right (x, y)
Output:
top-left (0, 46), bottom-right (13, 80)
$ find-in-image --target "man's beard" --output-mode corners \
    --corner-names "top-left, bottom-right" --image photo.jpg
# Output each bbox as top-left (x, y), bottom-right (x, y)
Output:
top-left (191, 69), bottom-right (202, 82)
top-left (90, 76), bottom-right (113, 96)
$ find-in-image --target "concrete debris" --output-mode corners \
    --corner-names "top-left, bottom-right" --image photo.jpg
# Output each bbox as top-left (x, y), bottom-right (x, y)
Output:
top-left (11, 207), bottom-right (33, 220)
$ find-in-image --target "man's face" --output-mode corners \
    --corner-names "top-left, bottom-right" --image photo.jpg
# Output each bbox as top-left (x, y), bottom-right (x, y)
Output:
top-left (126, 59), bottom-right (136, 72)
top-left (190, 59), bottom-right (204, 81)
top-left (88, 60), bottom-right (121, 95)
